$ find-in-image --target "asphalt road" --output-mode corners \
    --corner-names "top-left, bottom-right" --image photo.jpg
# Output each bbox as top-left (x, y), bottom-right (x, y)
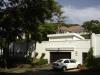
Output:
top-left (0, 68), bottom-right (100, 75)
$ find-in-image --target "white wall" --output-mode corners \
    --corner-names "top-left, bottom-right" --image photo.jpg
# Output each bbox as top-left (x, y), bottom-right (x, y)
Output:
top-left (73, 40), bottom-right (90, 64)
top-left (48, 33), bottom-right (84, 42)
top-left (92, 34), bottom-right (100, 57)
top-left (35, 40), bottom-right (90, 64)
top-left (49, 36), bottom-right (73, 41)
top-left (73, 36), bottom-right (81, 40)
top-left (36, 42), bottom-right (50, 62)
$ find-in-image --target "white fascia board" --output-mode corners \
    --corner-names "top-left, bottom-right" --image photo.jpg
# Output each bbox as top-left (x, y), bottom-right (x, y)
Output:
top-left (46, 47), bottom-right (74, 51)
top-left (47, 33), bottom-right (84, 39)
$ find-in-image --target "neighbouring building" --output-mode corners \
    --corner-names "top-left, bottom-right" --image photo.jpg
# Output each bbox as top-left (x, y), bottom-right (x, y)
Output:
top-left (57, 24), bottom-right (85, 34)
top-left (35, 33), bottom-right (100, 64)
top-left (0, 33), bottom-right (35, 58)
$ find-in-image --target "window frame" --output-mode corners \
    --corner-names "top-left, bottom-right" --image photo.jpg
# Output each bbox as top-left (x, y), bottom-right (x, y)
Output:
top-left (70, 59), bottom-right (76, 63)
top-left (64, 60), bottom-right (69, 63)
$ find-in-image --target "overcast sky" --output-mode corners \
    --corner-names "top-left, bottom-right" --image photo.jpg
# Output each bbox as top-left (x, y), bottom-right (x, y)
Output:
top-left (57, 0), bottom-right (100, 25)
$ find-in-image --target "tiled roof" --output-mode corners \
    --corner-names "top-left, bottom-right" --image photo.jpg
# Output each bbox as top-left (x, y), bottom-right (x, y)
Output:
top-left (57, 25), bottom-right (84, 33)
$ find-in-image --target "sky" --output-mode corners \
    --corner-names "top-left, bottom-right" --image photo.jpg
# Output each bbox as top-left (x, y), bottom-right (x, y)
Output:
top-left (57, 0), bottom-right (100, 25)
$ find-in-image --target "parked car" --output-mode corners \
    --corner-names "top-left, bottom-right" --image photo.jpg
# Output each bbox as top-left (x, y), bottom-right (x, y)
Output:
top-left (52, 59), bottom-right (81, 71)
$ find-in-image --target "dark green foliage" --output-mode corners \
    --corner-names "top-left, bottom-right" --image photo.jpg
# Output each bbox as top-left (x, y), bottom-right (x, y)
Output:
top-left (38, 23), bottom-right (57, 41)
top-left (85, 47), bottom-right (95, 68)
top-left (84, 48), bottom-right (100, 69)
top-left (0, 0), bottom-right (60, 68)
top-left (94, 58), bottom-right (100, 69)
top-left (82, 20), bottom-right (100, 34)
top-left (35, 59), bottom-right (48, 65)
top-left (31, 52), bottom-right (47, 66)
top-left (82, 20), bottom-right (100, 38)
top-left (26, 58), bottom-right (33, 64)
top-left (81, 34), bottom-right (90, 39)
top-left (31, 59), bottom-right (48, 66)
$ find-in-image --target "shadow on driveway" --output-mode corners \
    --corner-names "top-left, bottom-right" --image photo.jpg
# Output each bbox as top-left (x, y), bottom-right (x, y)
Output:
top-left (0, 69), bottom-right (100, 75)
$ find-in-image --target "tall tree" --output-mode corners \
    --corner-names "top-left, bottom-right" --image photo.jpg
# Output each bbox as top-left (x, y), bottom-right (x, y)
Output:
top-left (38, 23), bottom-right (57, 41)
top-left (0, 0), bottom-right (60, 68)
top-left (51, 5), bottom-right (66, 33)
top-left (82, 20), bottom-right (100, 38)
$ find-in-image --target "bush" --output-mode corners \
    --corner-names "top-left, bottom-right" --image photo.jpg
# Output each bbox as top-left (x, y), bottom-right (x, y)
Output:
top-left (84, 48), bottom-right (100, 69)
top-left (84, 47), bottom-right (95, 68)
top-left (26, 57), bottom-right (33, 64)
top-left (31, 59), bottom-right (48, 66)
top-left (94, 57), bottom-right (100, 69)
top-left (37, 59), bottom-right (48, 65)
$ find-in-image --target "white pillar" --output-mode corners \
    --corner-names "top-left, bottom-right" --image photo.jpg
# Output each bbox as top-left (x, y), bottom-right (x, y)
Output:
top-left (91, 33), bottom-right (96, 56)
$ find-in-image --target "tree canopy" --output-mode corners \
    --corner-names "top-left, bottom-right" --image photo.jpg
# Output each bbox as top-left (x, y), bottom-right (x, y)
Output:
top-left (0, 0), bottom-right (60, 41)
top-left (82, 20), bottom-right (100, 34)
top-left (38, 23), bottom-right (57, 41)
top-left (0, 0), bottom-right (61, 68)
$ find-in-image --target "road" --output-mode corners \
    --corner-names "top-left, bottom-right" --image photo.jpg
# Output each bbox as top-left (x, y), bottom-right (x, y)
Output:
top-left (0, 64), bottom-right (100, 75)
top-left (0, 68), bottom-right (100, 75)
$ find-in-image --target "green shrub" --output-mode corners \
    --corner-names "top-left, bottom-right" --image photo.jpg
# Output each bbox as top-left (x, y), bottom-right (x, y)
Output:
top-left (94, 57), bottom-right (100, 68)
top-left (37, 59), bottom-right (48, 65)
top-left (31, 59), bottom-right (48, 66)
top-left (85, 47), bottom-right (95, 68)
top-left (84, 48), bottom-right (100, 69)
top-left (26, 58), bottom-right (33, 64)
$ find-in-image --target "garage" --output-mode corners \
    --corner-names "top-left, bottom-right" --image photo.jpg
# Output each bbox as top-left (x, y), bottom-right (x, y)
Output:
top-left (50, 52), bottom-right (71, 63)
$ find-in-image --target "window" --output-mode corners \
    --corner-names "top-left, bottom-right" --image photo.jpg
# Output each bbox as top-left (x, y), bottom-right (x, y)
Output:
top-left (57, 59), bottom-right (63, 62)
top-left (70, 59), bottom-right (76, 63)
top-left (64, 60), bottom-right (69, 63)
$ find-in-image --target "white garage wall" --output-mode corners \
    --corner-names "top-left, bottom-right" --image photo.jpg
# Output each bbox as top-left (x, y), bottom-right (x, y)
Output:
top-left (36, 41), bottom-right (50, 59)
top-left (93, 34), bottom-right (100, 57)
top-left (35, 40), bottom-right (90, 64)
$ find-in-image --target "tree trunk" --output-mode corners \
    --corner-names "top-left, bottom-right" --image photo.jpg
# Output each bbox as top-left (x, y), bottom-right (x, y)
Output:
top-left (32, 41), bottom-right (37, 61)
top-left (3, 48), bottom-right (8, 69)
top-left (3, 41), bottom-right (10, 69)
top-left (26, 32), bottom-right (30, 57)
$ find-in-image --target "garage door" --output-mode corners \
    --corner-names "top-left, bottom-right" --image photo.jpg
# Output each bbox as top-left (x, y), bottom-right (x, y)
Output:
top-left (50, 52), bottom-right (71, 63)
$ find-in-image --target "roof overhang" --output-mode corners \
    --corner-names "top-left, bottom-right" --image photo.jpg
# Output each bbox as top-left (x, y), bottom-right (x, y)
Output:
top-left (46, 47), bottom-right (74, 51)
top-left (47, 33), bottom-right (84, 40)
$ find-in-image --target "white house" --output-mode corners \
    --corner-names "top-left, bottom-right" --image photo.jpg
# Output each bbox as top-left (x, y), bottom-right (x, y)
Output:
top-left (35, 33), bottom-right (100, 64)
